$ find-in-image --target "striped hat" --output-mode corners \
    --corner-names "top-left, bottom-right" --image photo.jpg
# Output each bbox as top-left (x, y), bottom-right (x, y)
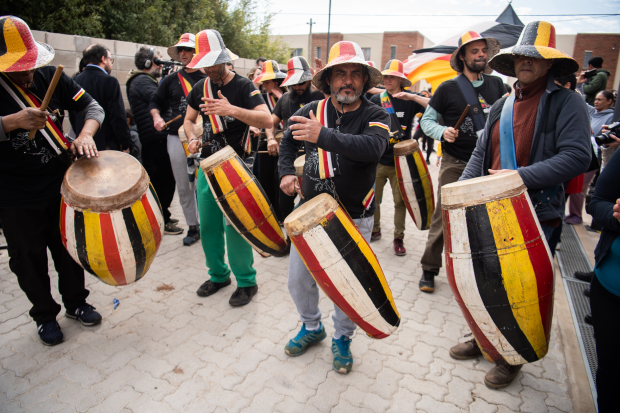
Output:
top-left (186, 29), bottom-right (238, 69)
top-left (253, 60), bottom-right (286, 84)
top-left (168, 33), bottom-right (195, 62)
top-left (0, 16), bottom-right (55, 72)
top-left (382, 59), bottom-right (412, 88)
top-left (489, 21), bottom-right (578, 78)
top-left (366, 61), bottom-right (376, 67)
top-left (450, 31), bottom-right (501, 73)
top-left (282, 56), bottom-right (313, 87)
top-left (313, 41), bottom-right (383, 92)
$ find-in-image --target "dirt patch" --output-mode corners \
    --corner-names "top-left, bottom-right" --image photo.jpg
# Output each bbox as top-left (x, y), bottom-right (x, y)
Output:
top-left (173, 367), bottom-right (184, 374)
top-left (156, 284), bottom-right (175, 292)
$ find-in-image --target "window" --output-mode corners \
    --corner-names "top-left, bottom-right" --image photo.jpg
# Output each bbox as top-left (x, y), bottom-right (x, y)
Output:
top-left (390, 46), bottom-right (396, 60)
top-left (583, 50), bottom-right (592, 69)
top-left (291, 48), bottom-right (303, 57)
top-left (362, 48), bottom-right (371, 61)
top-left (316, 47), bottom-right (321, 60)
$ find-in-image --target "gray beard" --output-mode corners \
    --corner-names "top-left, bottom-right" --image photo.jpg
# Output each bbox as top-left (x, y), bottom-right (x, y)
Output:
top-left (331, 84), bottom-right (362, 104)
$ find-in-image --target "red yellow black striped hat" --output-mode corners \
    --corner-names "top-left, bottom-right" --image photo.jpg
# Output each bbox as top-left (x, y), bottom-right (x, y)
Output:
top-left (168, 33), bottom-right (195, 62)
top-left (282, 56), bottom-right (313, 87)
top-left (382, 59), bottom-right (412, 88)
top-left (0, 16), bottom-right (55, 72)
top-left (187, 29), bottom-right (238, 69)
top-left (253, 60), bottom-right (286, 84)
top-left (489, 21), bottom-right (578, 78)
top-left (450, 31), bottom-right (501, 74)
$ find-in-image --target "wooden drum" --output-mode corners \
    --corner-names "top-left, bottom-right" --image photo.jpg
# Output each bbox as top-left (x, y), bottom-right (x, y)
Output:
top-left (442, 171), bottom-right (554, 365)
top-left (178, 117), bottom-right (203, 157)
top-left (284, 193), bottom-right (400, 339)
top-left (60, 152), bottom-right (164, 286)
top-left (200, 146), bottom-right (287, 256)
top-left (294, 154), bottom-right (305, 195)
top-left (393, 140), bottom-right (434, 230)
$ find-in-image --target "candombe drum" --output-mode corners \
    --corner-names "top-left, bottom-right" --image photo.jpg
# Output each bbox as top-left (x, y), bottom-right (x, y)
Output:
top-left (178, 117), bottom-right (203, 157)
top-left (294, 155), bottom-right (306, 196)
top-left (284, 193), bottom-right (400, 338)
top-left (200, 146), bottom-right (287, 256)
top-left (393, 140), bottom-right (434, 230)
top-left (60, 152), bottom-right (164, 286)
top-left (441, 171), bottom-right (554, 365)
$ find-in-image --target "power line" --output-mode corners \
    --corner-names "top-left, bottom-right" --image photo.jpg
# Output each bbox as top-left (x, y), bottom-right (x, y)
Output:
top-left (261, 12), bottom-right (619, 17)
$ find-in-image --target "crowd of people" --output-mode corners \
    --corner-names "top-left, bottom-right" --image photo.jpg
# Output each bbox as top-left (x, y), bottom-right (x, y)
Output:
top-left (0, 14), bottom-right (619, 410)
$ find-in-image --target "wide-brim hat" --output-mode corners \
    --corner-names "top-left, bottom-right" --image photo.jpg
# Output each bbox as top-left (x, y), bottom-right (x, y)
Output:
top-left (366, 61), bottom-right (376, 67)
top-left (0, 16), bottom-right (55, 72)
top-left (382, 59), bottom-right (412, 88)
top-left (186, 29), bottom-right (238, 69)
top-left (168, 33), bottom-right (195, 62)
top-left (282, 56), bottom-right (313, 87)
top-left (312, 41), bottom-right (382, 92)
top-left (489, 21), bottom-right (579, 78)
top-left (450, 31), bottom-right (501, 74)
top-left (253, 60), bottom-right (286, 84)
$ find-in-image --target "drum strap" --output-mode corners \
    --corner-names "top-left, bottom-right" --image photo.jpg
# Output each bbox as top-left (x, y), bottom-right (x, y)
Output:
top-left (315, 99), bottom-right (341, 179)
top-left (177, 71), bottom-right (193, 97)
top-left (454, 73), bottom-right (485, 137)
top-left (265, 92), bottom-right (284, 129)
top-left (203, 77), bottom-right (226, 134)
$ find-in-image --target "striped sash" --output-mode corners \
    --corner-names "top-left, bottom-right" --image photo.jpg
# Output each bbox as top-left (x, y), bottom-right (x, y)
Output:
top-left (266, 92), bottom-right (283, 129)
top-left (203, 77), bottom-right (226, 134)
top-left (177, 72), bottom-right (193, 97)
top-left (315, 99), bottom-right (340, 179)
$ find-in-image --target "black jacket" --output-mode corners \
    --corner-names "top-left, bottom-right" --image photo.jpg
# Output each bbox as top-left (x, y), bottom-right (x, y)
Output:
top-left (590, 150), bottom-right (620, 266)
top-left (126, 71), bottom-right (168, 146)
top-left (70, 65), bottom-right (132, 151)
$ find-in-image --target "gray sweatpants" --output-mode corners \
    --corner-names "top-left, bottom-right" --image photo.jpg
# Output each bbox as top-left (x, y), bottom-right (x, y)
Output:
top-left (287, 216), bottom-right (374, 339)
top-left (167, 134), bottom-right (199, 226)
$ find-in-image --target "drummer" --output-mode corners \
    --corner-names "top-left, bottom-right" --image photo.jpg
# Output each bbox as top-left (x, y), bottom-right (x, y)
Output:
top-left (455, 21), bottom-right (591, 388)
top-left (184, 29), bottom-right (272, 307)
top-left (279, 41), bottom-right (389, 374)
top-left (0, 16), bottom-right (104, 346)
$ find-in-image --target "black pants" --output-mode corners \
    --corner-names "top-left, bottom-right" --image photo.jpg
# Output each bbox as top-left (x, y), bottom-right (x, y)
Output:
top-left (591, 274), bottom-right (620, 412)
top-left (0, 195), bottom-right (89, 324)
top-left (423, 135), bottom-right (434, 158)
top-left (258, 152), bottom-right (286, 221)
top-left (142, 140), bottom-right (176, 223)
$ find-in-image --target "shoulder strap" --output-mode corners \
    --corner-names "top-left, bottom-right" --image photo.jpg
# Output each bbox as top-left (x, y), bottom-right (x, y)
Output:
top-left (499, 93), bottom-right (517, 170)
top-left (454, 74), bottom-right (486, 132)
top-left (203, 77), bottom-right (226, 134)
top-left (177, 71), bottom-right (193, 97)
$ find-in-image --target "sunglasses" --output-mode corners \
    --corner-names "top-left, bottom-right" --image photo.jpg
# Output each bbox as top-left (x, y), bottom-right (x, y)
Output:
top-left (177, 47), bottom-right (194, 53)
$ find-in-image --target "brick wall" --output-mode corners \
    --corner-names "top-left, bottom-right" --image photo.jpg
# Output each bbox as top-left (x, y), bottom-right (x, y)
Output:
top-left (381, 32), bottom-right (425, 91)
top-left (572, 34), bottom-right (620, 90)
top-left (311, 33), bottom-right (344, 62)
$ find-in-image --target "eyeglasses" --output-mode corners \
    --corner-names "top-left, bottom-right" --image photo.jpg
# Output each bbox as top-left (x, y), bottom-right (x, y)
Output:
top-left (107, 56), bottom-right (115, 64)
top-left (177, 47), bottom-right (194, 53)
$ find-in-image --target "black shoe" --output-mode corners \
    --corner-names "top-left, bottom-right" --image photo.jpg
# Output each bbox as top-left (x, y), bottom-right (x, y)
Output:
top-left (229, 285), bottom-right (258, 307)
top-left (169, 218), bottom-right (179, 224)
top-left (426, 158), bottom-right (431, 165)
top-left (65, 303), bottom-right (102, 326)
top-left (183, 225), bottom-right (201, 246)
top-left (371, 231), bottom-right (382, 242)
top-left (584, 288), bottom-right (590, 298)
top-left (196, 278), bottom-right (231, 297)
top-left (164, 222), bottom-right (184, 235)
top-left (584, 313), bottom-right (593, 325)
top-left (419, 270), bottom-right (437, 293)
top-left (574, 270), bottom-right (594, 282)
top-left (38, 321), bottom-right (63, 346)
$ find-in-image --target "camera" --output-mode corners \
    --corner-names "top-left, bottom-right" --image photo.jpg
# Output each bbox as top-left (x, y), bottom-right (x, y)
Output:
top-left (583, 69), bottom-right (598, 79)
top-left (595, 121), bottom-right (620, 146)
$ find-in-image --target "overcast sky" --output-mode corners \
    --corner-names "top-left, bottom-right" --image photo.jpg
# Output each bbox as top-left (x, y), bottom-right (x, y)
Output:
top-left (254, 0), bottom-right (620, 45)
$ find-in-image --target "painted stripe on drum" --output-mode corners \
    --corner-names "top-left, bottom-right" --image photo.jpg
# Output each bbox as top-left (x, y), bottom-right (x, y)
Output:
top-left (148, 184), bottom-right (163, 216)
top-left (99, 213), bottom-right (126, 285)
top-left (64, 204), bottom-right (79, 268)
top-left (83, 211), bottom-right (117, 285)
top-left (396, 156), bottom-right (423, 228)
top-left (73, 210), bottom-right (95, 276)
top-left (331, 209), bottom-right (400, 325)
top-left (406, 154), bottom-right (429, 229)
top-left (111, 210), bottom-right (137, 284)
top-left (60, 200), bottom-right (67, 248)
top-left (412, 149), bottom-right (434, 226)
top-left (145, 187), bottom-right (165, 241)
top-left (122, 207), bottom-right (147, 281)
top-left (141, 193), bottom-right (162, 248)
top-left (465, 204), bottom-right (538, 363)
top-left (448, 208), bottom-right (527, 365)
top-left (130, 200), bottom-right (157, 280)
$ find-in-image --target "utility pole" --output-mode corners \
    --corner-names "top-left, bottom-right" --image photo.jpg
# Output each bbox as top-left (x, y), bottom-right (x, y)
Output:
top-left (327, 0), bottom-right (332, 58)
top-left (307, 18), bottom-right (315, 61)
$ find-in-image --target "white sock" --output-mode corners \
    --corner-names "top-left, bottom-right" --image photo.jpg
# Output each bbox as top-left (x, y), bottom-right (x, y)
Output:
top-left (305, 322), bottom-right (320, 331)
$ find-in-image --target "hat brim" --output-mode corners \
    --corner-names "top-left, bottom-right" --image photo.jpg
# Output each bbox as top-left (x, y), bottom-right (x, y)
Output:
top-left (488, 46), bottom-right (580, 78)
top-left (253, 71), bottom-right (287, 84)
top-left (312, 60), bottom-right (383, 93)
top-left (167, 42), bottom-right (195, 62)
top-left (282, 70), bottom-right (313, 87)
top-left (1, 41), bottom-right (55, 72)
top-left (450, 37), bottom-right (501, 74)
top-left (186, 48), bottom-right (238, 69)
top-left (381, 70), bottom-right (412, 88)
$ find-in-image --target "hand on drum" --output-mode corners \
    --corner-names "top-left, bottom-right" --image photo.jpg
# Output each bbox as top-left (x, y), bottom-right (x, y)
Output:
top-left (72, 134), bottom-right (98, 158)
top-left (200, 91), bottom-right (235, 118)
top-left (443, 127), bottom-right (458, 143)
top-left (280, 175), bottom-right (298, 196)
top-left (290, 110), bottom-right (322, 144)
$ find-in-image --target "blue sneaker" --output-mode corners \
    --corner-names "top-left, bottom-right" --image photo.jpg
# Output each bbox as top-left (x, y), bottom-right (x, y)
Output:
top-left (285, 323), bottom-right (326, 356)
top-left (332, 336), bottom-right (353, 374)
top-left (65, 303), bottom-right (102, 326)
top-left (38, 321), bottom-right (63, 346)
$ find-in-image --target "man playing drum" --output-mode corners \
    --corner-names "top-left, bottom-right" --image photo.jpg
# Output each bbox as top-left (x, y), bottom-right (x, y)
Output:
top-left (454, 21), bottom-right (591, 388)
top-left (279, 41), bottom-right (390, 374)
top-left (0, 16), bottom-right (104, 346)
top-left (184, 29), bottom-right (272, 307)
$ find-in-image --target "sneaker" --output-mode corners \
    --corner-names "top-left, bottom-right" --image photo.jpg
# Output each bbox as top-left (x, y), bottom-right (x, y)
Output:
top-left (164, 222), bottom-right (184, 235)
top-left (196, 278), bottom-right (231, 297)
top-left (169, 218), bottom-right (179, 224)
top-left (574, 270), bottom-right (594, 283)
top-left (332, 336), bottom-right (353, 374)
top-left (183, 225), bottom-right (200, 246)
top-left (371, 231), bottom-right (382, 242)
top-left (449, 337), bottom-right (482, 360)
top-left (484, 364), bottom-right (522, 389)
top-left (564, 215), bottom-right (583, 225)
top-left (285, 323), bottom-right (327, 356)
top-left (65, 303), bottom-right (102, 326)
top-left (229, 285), bottom-right (258, 307)
top-left (419, 270), bottom-right (437, 293)
top-left (393, 238), bottom-right (406, 256)
top-left (38, 321), bottom-right (63, 346)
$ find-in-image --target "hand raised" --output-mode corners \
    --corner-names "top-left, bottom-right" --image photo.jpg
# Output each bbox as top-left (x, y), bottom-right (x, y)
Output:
top-left (290, 110), bottom-right (322, 144)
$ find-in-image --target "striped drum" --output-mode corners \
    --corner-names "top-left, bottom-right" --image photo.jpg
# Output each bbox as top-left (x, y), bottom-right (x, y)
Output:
top-left (178, 117), bottom-right (203, 157)
top-left (284, 193), bottom-right (400, 339)
top-left (60, 152), bottom-right (164, 286)
top-left (394, 140), bottom-right (434, 230)
top-left (294, 155), bottom-right (305, 195)
top-left (200, 146), bottom-right (287, 256)
top-left (442, 171), bottom-right (554, 365)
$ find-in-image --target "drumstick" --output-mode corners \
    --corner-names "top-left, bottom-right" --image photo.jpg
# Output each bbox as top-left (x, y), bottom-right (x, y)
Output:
top-left (163, 115), bottom-right (182, 128)
top-left (453, 104), bottom-right (470, 130)
top-left (29, 65), bottom-right (64, 140)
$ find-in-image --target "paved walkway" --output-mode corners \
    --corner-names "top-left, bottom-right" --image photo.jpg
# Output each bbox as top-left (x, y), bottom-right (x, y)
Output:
top-left (1, 153), bottom-right (580, 412)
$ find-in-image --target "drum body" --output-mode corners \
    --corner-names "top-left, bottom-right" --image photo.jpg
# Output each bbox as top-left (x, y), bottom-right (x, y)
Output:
top-left (284, 193), bottom-right (400, 339)
top-left (442, 172), bottom-right (554, 365)
top-left (60, 152), bottom-right (164, 286)
top-left (393, 140), bottom-right (434, 230)
top-left (178, 118), bottom-right (203, 157)
top-left (294, 155), bottom-right (305, 195)
top-left (200, 146), bottom-right (287, 256)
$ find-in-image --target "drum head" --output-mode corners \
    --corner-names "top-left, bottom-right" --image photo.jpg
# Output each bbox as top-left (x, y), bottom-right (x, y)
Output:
top-left (200, 146), bottom-right (237, 173)
top-left (294, 155), bottom-right (306, 177)
top-left (275, 131), bottom-right (283, 144)
top-left (441, 171), bottom-right (526, 209)
top-left (284, 193), bottom-right (339, 237)
top-left (393, 139), bottom-right (419, 157)
top-left (178, 117), bottom-right (203, 142)
top-left (61, 151), bottom-right (149, 212)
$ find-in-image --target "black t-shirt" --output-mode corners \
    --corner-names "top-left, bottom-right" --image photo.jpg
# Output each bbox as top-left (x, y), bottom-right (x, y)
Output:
top-left (0, 66), bottom-right (94, 206)
top-left (370, 91), bottom-right (425, 165)
top-left (428, 74), bottom-right (504, 162)
top-left (273, 90), bottom-right (325, 129)
top-left (150, 69), bottom-right (206, 135)
top-left (187, 73), bottom-right (265, 158)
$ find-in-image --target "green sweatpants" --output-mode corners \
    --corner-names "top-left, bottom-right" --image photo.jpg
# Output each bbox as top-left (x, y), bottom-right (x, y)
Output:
top-left (196, 168), bottom-right (257, 287)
